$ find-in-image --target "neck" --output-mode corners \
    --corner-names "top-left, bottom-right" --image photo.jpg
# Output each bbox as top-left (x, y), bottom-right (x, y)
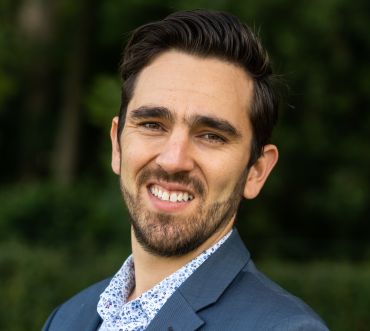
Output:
top-left (128, 221), bottom-right (233, 301)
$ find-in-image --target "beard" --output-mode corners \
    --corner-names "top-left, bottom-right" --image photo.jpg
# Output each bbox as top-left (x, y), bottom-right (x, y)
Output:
top-left (120, 166), bottom-right (248, 257)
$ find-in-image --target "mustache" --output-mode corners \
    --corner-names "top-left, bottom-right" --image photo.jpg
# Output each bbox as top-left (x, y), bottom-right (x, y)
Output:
top-left (137, 167), bottom-right (205, 196)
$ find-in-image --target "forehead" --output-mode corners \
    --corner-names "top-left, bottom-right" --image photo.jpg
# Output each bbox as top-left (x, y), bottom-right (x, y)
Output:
top-left (128, 50), bottom-right (253, 131)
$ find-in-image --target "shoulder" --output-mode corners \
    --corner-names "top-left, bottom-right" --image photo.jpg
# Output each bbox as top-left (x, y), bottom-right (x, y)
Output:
top-left (200, 261), bottom-right (329, 330)
top-left (42, 278), bottom-right (111, 331)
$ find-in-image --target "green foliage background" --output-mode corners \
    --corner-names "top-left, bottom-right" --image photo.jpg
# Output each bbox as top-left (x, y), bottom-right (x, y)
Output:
top-left (0, 0), bottom-right (369, 330)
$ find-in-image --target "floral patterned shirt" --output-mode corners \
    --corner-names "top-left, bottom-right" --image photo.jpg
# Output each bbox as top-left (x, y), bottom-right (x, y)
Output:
top-left (97, 230), bottom-right (232, 331)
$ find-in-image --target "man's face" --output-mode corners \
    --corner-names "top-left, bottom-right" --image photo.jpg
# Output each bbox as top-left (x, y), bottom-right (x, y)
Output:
top-left (112, 50), bottom-right (255, 256)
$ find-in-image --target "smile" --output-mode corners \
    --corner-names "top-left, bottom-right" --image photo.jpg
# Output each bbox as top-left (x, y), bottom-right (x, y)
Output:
top-left (149, 184), bottom-right (194, 202)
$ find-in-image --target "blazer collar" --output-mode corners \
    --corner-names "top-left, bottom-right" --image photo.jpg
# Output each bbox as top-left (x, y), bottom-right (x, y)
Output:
top-left (146, 229), bottom-right (250, 331)
top-left (59, 279), bottom-right (108, 331)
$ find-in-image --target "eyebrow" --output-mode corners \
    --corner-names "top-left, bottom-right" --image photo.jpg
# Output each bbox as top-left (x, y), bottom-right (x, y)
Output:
top-left (129, 105), bottom-right (242, 139)
top-left (129, 106), bottom-right (174, 122)
top-left (189, 115), bottom-right (242, 139)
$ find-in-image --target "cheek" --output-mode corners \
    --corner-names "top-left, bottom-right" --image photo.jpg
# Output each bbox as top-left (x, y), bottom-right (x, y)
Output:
top-left (120, 136), bottom-right (158, 176)
top-left (202, 156), bottom-right (248, 200)
top-left (214, 170), bottom-right (243, 196)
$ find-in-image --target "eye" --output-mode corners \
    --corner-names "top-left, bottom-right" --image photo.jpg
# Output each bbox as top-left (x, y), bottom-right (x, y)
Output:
top-left (201, 133), bottom-right (226, 144)
top-left (141, 122), bottom-right (163, 131)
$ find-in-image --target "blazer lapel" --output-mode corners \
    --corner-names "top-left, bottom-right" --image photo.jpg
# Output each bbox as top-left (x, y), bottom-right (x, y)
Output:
top-left (66, 310), bottom-right (102, 331)
top-left (146, 229), bottom-right (250, 331)
top-left (145, 291), bottom-right (204, 331)
top-left (48, 298), bottom-right (102, 331)
top-left (56, 279), bottom-right (109, 331)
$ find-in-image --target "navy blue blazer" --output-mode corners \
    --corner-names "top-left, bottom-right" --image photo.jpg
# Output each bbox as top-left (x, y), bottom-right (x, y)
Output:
top-left (42, 230), bottom-right (329, 330)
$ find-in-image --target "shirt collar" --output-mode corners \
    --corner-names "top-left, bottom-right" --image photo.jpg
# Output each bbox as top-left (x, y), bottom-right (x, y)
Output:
top-left (98, 230), bottom-right (232, 330)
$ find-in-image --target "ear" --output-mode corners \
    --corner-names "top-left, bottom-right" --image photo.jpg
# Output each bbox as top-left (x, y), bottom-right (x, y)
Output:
top-left (110, 116), bottom-right (121, 175)
top-left (243, 144), bottom-right (279, 199)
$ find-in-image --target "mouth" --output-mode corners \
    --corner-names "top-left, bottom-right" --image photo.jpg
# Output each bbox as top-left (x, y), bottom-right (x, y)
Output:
top-left (149, 184), bottom-right (194, 202)
top-left (146, 182), bottom-right (196, 213)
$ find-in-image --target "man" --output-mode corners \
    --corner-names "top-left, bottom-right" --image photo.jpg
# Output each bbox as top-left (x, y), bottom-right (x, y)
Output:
top-left (43, 10), bottom-right (329, 331)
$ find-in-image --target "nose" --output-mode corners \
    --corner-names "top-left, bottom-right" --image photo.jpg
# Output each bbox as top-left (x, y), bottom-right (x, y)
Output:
top-left (155, 131), bottom-right (195, 174)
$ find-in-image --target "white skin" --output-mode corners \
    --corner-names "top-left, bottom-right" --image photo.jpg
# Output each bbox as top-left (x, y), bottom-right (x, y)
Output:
top-left (110, 50), bottom-right (278, 300)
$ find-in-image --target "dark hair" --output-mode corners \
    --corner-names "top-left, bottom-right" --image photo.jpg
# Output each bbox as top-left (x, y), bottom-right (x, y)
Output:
top-left (118, 9), bottom-right (278, 167)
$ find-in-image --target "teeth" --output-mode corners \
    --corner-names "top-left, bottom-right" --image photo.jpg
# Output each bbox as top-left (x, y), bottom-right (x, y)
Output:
top-left (162, 192), bottom-right (169, 201)
top-left (170, 193), bottom-right (177, 202)
top-left (150, 185), bottom-right (194, 203)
